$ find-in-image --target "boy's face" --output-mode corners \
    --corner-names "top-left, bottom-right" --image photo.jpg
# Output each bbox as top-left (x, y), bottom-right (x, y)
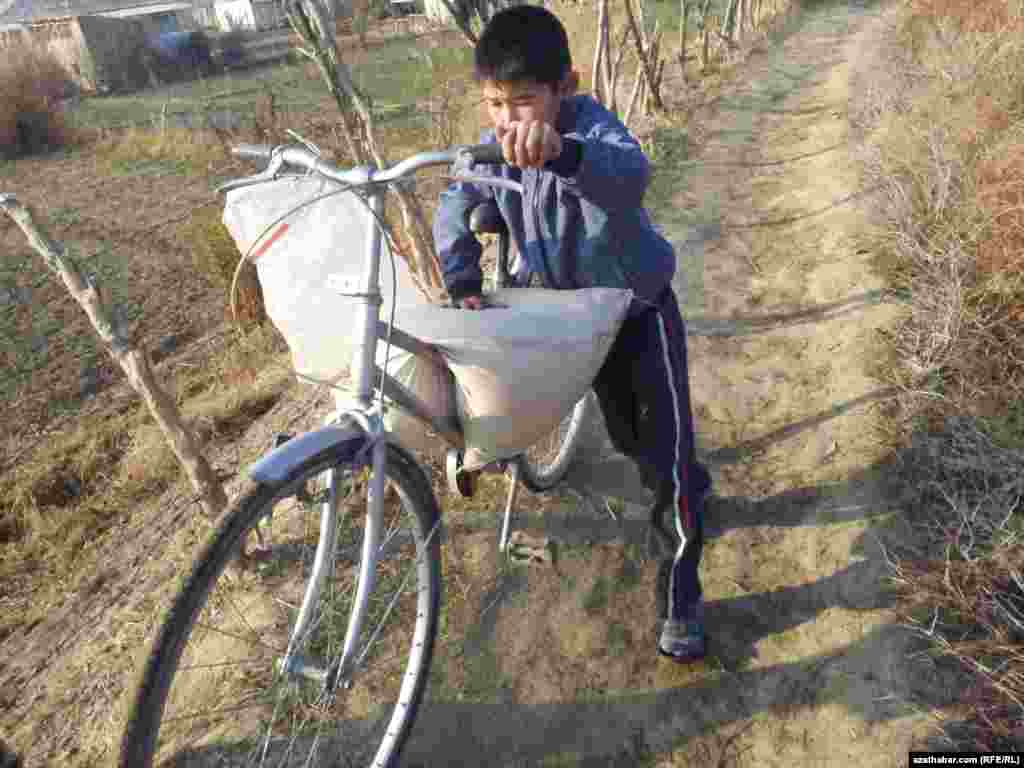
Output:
top-left (481, 70), bottom-right (580, 137)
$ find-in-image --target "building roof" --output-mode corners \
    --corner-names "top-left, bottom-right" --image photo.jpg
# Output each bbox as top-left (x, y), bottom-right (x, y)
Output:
top-left (0, 0), bottom-right (194, 24)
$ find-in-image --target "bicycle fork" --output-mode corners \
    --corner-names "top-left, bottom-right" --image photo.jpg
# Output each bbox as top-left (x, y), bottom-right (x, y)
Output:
top-left (277, 428), bottom-right (388, 693)
top-left (277, 172), bottom-right (392, 689)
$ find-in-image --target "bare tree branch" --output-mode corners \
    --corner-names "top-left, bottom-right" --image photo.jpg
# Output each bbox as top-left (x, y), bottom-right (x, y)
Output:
top-left (678, 0), bottom-right (690, 81)
top-left (607, 21), bottom-right (632, 115)
top-left (701, 0), bottom-right (713, 70)
top-left (622, 0), bottom-right (664, 112)
top-left (0, 194), bottom-right (228, 520)
top-left (592, 0), bottom-right (609, 103)
top-left (287, 0), bottom-right (446, 297)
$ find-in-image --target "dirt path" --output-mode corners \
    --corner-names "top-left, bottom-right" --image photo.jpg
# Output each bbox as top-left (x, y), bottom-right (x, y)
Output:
top-left (397, 0), bottom-right (961, 764)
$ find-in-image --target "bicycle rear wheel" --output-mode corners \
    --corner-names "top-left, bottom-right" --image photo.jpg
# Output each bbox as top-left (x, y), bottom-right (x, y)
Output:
top-left (518, 391), bottom-right (594, 493)
top-left (120, 441), bottom-right (441, 768)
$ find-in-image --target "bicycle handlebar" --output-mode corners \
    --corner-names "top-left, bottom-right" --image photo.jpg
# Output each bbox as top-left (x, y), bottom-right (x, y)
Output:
top-left (230, 142), bottom-right (507, 166)
top-left (222, 134), bottom-right (571, 198)
top-left (233, 143), bottom-right (274, 161)
top-left (460, 142), bottom-right (505, 166)
top-left (228, 139), bottom-right (510, 185)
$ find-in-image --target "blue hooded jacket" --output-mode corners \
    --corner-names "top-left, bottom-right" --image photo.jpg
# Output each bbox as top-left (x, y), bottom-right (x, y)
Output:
top-left (432, 94), bottom-right (676, 315)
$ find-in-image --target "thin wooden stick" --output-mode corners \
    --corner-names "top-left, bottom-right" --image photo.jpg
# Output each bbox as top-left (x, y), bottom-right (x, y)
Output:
top-left (0, 194), bottom-right (228, 520)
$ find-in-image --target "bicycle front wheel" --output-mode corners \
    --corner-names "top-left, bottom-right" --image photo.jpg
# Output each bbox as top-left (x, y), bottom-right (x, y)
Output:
top-left (518, 390), bottom-right (594, 493)
top-left (120, 442), bottom-right (441, 768)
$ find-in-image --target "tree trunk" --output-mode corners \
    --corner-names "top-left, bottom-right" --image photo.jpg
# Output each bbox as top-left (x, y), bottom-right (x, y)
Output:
top-left (623, 60), bottom-right (645, 129)
top-left (437, 0), bottom-right (479, 44)
top-left (606, 23), bottom-right (630, 116)
top-left (431, 0), bottom-right (524, 48)
top-left (721, 0), bottom-right (739, 43)
top-left (700, 0), bottom-right (713, 70)
top-left (647, 32), bottom-right (665, 115)
top-left (622, 0), bottom-right (664, 112)
top-left (592, 0), bottom-right (608, 104)
top-left (288, 0), bottom-right (446, 298)
top-left (0, 194), bottom-right (229, 520)
top-left (678, 0), bottom-right (689, 81)
top-left (601, 4), bottom-right (613, 107)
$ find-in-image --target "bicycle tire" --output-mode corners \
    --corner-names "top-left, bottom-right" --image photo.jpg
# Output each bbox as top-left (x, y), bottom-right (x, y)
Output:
top-left (120, 441), bottom-right (441, 768)
top-left (518, 390), bottom-right (594, 493)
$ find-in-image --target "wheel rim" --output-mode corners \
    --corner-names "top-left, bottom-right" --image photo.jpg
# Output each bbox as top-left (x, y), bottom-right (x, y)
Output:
top-left (150, 464), bottom-right (436, 767)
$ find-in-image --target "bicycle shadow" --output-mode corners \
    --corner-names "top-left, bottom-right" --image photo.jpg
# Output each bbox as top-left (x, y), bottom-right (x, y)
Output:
top-left (396, 629), bottom-right (959, 767)
top-left (544, 382), bottom-right (903, 546)
top-left (162, 387), bottom-right (948, 766)
top-left (397, 452), bottom-right (958, 765)
top-left (164, 496), bottom-right (960, 767)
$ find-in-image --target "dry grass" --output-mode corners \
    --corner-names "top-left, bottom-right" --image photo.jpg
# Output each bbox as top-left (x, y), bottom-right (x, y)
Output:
top-left (0, 324), bottom-right (290, 625)
top-left (885, 417), bottom-right (1024, 750)
top-left (92, 125), bottom-right (232, 176)
top-left (857, 0), bottom-right (1024, 427)
top-left (853, 0), bottom-right (1024, 749)
top-left (0, 38), bottom-right (71, 156)
top-left (177, 204), bottom-right (267, 328)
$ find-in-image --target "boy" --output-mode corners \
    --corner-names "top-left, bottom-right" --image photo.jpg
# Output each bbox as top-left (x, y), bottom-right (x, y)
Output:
top-left (432, 5), bottom-right (713, 663)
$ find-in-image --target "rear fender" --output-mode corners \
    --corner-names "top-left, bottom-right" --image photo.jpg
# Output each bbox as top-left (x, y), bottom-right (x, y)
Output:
top-left (249, 418), bottom-right (370, 485)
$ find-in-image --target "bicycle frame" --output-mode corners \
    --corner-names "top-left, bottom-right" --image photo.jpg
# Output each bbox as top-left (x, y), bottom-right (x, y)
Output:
top-left (227, 144), bottom-right (524, 691)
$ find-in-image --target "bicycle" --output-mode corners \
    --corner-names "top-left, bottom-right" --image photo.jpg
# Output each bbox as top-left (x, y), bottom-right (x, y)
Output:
top-left (119, 139), bottom-right (615, 768)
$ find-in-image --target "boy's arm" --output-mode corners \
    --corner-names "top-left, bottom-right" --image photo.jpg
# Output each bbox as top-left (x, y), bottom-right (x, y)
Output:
top-left (433, 133), bottom-right (497, 301)
top-left (547, 121), bottom-right (650, 212)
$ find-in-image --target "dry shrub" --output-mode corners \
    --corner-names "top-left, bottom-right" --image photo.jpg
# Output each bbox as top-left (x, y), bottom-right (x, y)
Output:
top-left (0, 37), bottom-right (71, 157)
top-left (908, 0), bottom-right (1024, 35)
top-left (551, 0), bottom-right (634, 106)
top-left (857, 3), bottom-right (1024, 423)
top-left (888, 417), bottom-right (1024, 750)
top-left (957, 93), bottom-right (1014, 153)
top-left (861, 0), bottom-right (1024, 749)
top-left (178, 205), bottom-right (267, 329)
top-left (975, 140), bottom-right (1024, 285)
top-left (95, 126), bottom-right (230, 175)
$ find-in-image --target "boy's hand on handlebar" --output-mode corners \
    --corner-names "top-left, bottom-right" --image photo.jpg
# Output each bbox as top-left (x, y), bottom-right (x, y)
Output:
top-left (495, 120), bottom-right (562, 169)
top-left (459, 295), bottom-right (485, 310)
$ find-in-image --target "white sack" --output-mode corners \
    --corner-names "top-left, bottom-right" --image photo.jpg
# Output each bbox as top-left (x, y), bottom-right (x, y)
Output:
top-left (222, 179), bottom-right (632, 468)
top-left (222, 176), bottom-right (425, 387)
top-left (333, 344), bottom-right (456, 458)
top-left (390, 287), bottom-right (633, 470)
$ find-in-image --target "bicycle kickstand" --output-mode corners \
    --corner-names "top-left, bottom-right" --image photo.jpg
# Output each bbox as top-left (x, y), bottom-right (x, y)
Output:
top-left (501, 460), bottom-right (555, 567)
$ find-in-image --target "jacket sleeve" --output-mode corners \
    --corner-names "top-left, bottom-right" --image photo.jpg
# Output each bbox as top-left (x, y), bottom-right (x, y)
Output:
top-left (552, 119), bottom-right (650, 212)
top-left (432, 131), bottom-right (498, 300)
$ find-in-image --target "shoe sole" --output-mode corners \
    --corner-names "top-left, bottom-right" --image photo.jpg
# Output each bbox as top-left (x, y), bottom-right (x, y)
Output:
top-left (656, 638), bottom-right (707, 664)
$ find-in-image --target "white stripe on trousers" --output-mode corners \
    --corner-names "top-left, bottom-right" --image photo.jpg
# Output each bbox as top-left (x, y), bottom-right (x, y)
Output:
top-left (655, 312), bottom-right (688, 621)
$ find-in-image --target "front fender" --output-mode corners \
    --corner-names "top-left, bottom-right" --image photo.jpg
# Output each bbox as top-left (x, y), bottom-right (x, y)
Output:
top-left (249, 418), bottom-right (369, 485)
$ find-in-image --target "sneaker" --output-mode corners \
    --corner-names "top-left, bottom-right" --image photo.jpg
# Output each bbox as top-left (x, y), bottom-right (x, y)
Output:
top-left (657, 599), bottom-right (706, 663)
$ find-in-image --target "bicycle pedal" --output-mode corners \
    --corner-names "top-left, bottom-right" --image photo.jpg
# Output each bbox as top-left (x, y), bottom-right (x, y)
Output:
top-left (507, 531), bottom-right (556, 567)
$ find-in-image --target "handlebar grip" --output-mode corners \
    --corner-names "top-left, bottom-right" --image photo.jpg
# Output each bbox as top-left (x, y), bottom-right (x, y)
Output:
top-left (462, 142), bottom-right (506, 165)
top-left (233, 144), bottom-right (273, 160)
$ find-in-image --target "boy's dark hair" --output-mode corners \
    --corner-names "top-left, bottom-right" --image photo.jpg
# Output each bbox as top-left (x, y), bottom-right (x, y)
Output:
top-left (473, 5), bottom-right (573, 91)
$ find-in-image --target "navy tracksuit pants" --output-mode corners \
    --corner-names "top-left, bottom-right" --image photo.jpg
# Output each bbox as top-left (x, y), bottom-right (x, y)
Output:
top-left (592, 287), bottom-right (712, 619)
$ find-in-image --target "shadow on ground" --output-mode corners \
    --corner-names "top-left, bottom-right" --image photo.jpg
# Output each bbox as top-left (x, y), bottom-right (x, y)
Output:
top-left (162, 403), bottom-right (958, 767)
top-left (164, 511), bottom-right (958, 766)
